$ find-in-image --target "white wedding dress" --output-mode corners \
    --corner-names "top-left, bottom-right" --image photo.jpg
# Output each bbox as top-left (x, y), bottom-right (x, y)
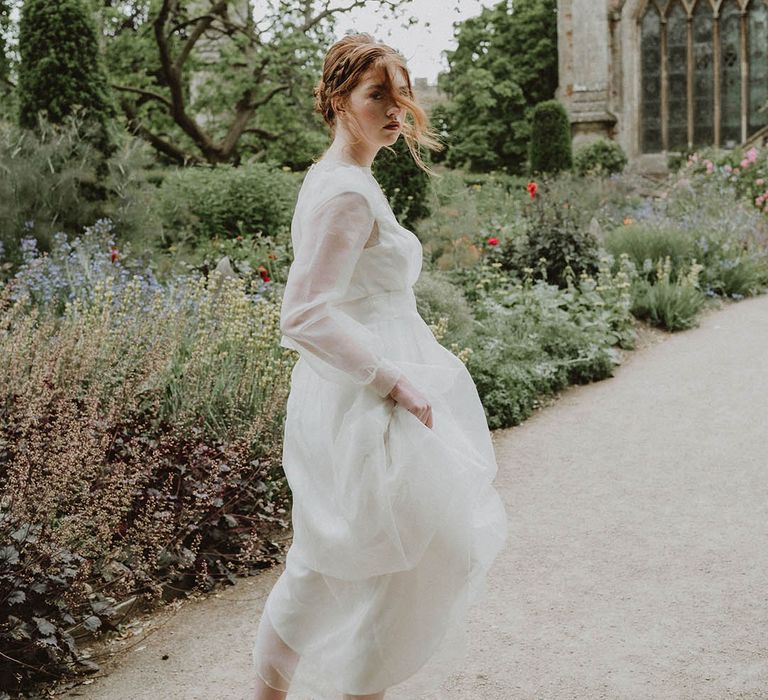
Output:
top-left (252, 158), bottom-right (508, 699)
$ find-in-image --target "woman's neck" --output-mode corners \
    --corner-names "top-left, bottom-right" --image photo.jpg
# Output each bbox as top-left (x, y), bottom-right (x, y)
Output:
top-left (324, 133), bottom-right (377, 168)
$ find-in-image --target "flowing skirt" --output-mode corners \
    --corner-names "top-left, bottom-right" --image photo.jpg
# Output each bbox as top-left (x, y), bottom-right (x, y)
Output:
top-left (252, 290), bottom-right (508, 699)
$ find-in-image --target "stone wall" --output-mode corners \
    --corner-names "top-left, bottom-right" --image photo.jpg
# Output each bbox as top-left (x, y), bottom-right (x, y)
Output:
top-left (556, 0), bottom-right (617, 147)
top-left (557, 0), bottom-right (669, 173)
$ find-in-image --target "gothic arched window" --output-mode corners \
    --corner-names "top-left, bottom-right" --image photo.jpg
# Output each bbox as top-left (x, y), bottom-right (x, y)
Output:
top-left (641, 3), bottom-right (662, 151)
top-left (640, 0), bottom-right (768, 153)
top-left (693, 1), bottom-right (715, 146)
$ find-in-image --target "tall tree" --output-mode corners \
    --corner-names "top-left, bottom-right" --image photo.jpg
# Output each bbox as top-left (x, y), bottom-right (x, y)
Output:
top-left (17, 0), bottom-right (116, 156)
top-left (0, 1), bottom-right (9, 80)
top-left (98, 1), bottom-right (413, 166)
top-left (0, 0), bottom-right (13, 116)
top-left (438, 0), bottom-right (558, 174)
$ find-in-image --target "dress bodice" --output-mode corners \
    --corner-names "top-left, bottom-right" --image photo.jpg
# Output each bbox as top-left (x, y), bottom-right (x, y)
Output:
top-left (291, 160), bottom-right (423, 301)
top-left (278, 158), bottom-right (425, 398)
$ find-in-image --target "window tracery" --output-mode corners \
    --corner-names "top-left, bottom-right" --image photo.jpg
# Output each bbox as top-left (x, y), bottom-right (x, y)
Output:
top-left (640, 0), bottom-right (768, 153)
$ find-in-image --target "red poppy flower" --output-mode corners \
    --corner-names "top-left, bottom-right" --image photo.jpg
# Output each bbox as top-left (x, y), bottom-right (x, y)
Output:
top-left (257, 265), bottom-right (271, 283)
top-left (487, 237), bottom-right (499, 246)
top-left (110, 248), bottom-right (118, 263)
top-left (526, 181), bottom-right (538, 200)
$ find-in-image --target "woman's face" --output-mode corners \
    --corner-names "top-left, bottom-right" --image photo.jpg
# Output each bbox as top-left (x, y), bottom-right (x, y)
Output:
top-left (338, 65), bottom-right (409, 148)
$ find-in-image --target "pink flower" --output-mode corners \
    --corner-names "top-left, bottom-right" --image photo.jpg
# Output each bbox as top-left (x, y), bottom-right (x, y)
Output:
top-left (757, 196), bottom-right (765, 206)
top-left (705, 160), bottom-right (714, 175)
top-left (747, 147), bottom-right (759, 162)
top-left (487, 237), bottom-right (499, 246)
top-left (756, 178), bottom-right (765, 186)
top-left (740, 159), bottom-right (750, 169)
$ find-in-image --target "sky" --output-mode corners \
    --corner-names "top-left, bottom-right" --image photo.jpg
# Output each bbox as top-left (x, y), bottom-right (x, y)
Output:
top-left (332, 0), bottom-right (497, 84)
top-left (5, 0), bottom-right (496, 85)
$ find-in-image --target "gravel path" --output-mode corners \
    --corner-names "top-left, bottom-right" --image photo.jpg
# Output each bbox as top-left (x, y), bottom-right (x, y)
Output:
top-left (54, 294), bottom-right (768, 700)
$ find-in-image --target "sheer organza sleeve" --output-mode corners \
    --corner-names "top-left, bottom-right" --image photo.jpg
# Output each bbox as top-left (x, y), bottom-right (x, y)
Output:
top-left (279, 189), bottom-right (403, 398)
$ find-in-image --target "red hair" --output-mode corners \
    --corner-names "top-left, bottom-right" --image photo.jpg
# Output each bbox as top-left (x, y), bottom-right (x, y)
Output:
top-left (313, 33), bottom-right (443, 174)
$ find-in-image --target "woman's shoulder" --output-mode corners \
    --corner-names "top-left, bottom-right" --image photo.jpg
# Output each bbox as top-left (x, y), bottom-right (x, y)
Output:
top-left (300, 159), bottom-right (381, 210)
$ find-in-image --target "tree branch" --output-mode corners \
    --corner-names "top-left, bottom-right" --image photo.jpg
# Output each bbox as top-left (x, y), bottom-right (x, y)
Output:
top-left (123, 0), bottom-right (411, 164)
top-left (154, 0), bottom-right (222, 160)
top-left (173, 0), bottom-right (229, 72)
top-left (219, 84), bottom-right (289, 156)
top-left (119, 97), bottom-right (201, 166)
top-left (111, 84), bottom-right (173, 110)
top-left (242, 127), bottom-right (279, 141)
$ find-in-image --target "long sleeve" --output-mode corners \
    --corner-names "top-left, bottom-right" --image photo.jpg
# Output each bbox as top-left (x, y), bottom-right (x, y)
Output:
top-left (279, 188), bottom-right (403, 398)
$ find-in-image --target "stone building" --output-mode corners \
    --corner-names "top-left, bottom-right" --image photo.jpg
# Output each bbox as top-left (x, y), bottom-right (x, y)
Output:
top-left (557, 0), bottom-right (768, 170)
top-left (412, 78), bottom-right (448, 114)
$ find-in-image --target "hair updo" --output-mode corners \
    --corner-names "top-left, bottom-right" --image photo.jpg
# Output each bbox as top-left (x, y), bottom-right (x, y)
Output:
top-left (313, 33), bottom-right (443, 174)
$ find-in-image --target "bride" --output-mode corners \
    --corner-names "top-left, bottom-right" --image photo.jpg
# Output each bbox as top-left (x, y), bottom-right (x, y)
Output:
top-left (252, 32), bottom-right (508, 700)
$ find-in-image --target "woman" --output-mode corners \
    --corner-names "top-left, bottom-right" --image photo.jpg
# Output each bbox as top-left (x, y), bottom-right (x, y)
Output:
top-left (252, 33), bottom-right (508, 700)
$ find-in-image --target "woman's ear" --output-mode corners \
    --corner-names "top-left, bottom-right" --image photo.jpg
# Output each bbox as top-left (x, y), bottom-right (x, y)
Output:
top-left (332, 95), bottom-right (346, 116)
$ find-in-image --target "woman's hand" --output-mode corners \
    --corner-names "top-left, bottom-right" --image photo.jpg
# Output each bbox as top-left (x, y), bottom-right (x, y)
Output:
top-left (388, 375), bottom-right (433, 429)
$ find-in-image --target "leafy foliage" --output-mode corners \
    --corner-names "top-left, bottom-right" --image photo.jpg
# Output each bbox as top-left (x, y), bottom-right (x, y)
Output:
top-left (0, 511), bottom-right (115, 694)
top-left (372, 136), bottom-right (432, 229)
top-left (17, 0), bottom-right (115, 158)
top-left (500, 180), bottom-right (600, 288)
top-left (0, 0), bottom-right (13, 118)
top-left (0, 228), bottom-right (294, 692)
top-left (415, 169), bottom-right (528, 271)
top-left (94, 1), bottom-right (412, 166)
top-left (573, 138), bottom-right (628, 177)
top-left (451, 255), bottom-right (637, 429)
top-left (604, 222), bottom-right (696, 283)
top-left (0, 116), bottom-right (161, 277)
top-left (529, 99), bottom-right (572, 175)
top-left (437, 0), bottom-right (558, 174)
top-left (155, 162), bottom-right (299, 249)
top-left (630, 257), bottom-right (707, 331)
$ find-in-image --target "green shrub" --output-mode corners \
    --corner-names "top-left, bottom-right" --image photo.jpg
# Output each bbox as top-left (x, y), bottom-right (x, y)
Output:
top-left (529, 99), bottom-right (572, 175)
top-left (573, 138), bottom-right (628, 177)
top-left (612, 173), bottom-right (768, 299)
top-left (0, 117), bottom-right (161, 279)
top-left (413, 268), bottom-right (478, 349)
top-left (466, 271), bottom-right (630, 429)
top-left (700, 254), bottom-right (768, 298)
top-left (17, 0), bottom-right (115, 158)
top-left (520, 168), bottom-right (647, 234)
top-left (630, 256), bottom-right (708, 331)
top-left (500, 181), bottom-right (601, 288)
top-left (445, 253), bottom-right (636, 429)
top-left (603, 222), bottom-right (696, 282)
top-left (372, 136), bottom-right (432, 229)
top-left (415, 170), bottom-right (526, 271)
top-left (156, 163), bottom-right (299, 247)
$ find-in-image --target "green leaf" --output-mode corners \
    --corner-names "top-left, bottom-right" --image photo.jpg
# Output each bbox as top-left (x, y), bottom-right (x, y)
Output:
top-left (8, 590), bottom-right (26, 605)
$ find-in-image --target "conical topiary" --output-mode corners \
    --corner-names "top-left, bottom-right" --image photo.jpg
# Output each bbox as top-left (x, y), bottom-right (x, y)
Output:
top-left (17, 0), bottom-right (115, 157)
top-left (529, 99), bottom-right (572, 175)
